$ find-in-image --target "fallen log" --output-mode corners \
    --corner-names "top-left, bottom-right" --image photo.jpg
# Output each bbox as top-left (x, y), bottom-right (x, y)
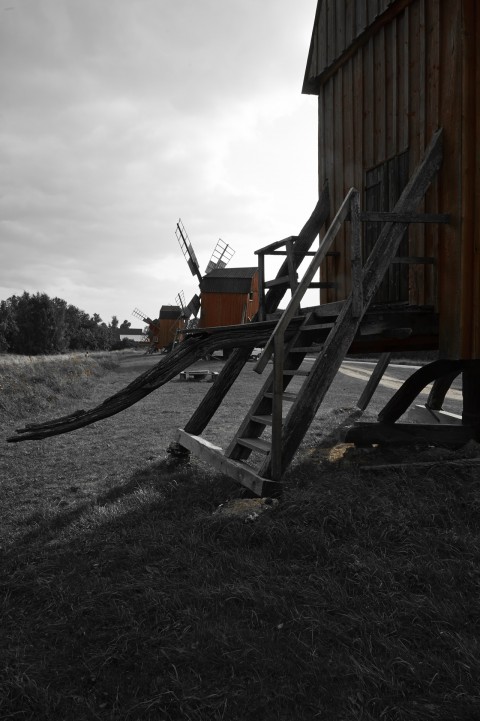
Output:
top-left (7, 319), bottom-right (303, 443)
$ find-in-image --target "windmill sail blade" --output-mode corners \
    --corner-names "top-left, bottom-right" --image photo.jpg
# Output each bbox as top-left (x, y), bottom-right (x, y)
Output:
top-left (132, 307), bottom-right (151, 323)
top-left (175, 291), bottom-right (186, 314)
top-left (175, 219), bottom-right (202, 282)
top-left (205, 238), bottom-right (235, 274)
top-left (186, 294), bottom-right (201, 319)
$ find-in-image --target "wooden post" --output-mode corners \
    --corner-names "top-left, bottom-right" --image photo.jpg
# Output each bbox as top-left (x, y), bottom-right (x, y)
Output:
top-left (350, 189), bottom-right (363, 318)
top-left (257, 252), bottom-right (266, 322)
top-left (356, 352), bottom-right (391, 411)
top-left (426, 370), bottom-right (461, 410)
top-left (462, 361), bottom-right (480, 429)
top-left (271, 334), bottom-right (284, 481)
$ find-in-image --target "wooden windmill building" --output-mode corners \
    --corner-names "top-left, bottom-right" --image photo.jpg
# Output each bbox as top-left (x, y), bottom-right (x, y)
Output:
top-left (156, 305), bottom-right (185, 350)
top-left (302, 0), bottom-right (479, 362)
top-left (176, 219), bottom-right (259, 329)
top-left (198, 267), bottom-right (259, 329)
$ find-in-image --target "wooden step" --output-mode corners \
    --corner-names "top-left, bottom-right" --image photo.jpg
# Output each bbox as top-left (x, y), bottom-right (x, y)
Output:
top-left (236, 437), bottom-right (271, 454)
top-left (265, 391), bottom-right (297, 402)
top-left (264, 276), bottom-right (291, 289)
top-left (289, 346), bottom-right (323, 353)
top-left (250, 414), bottom-right (273, 426)
top-left (300, 322), bottom-right (336, 331)
top-left (309, 282), bottom-right (339, 289)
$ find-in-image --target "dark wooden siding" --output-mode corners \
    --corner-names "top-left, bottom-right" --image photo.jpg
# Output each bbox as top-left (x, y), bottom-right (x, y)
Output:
top-left (305, 0), bottom-right (396, 85)
top-left (305, 0), bottom-right (480, 358)
top-left (156, 317), bottom-right (184, 350)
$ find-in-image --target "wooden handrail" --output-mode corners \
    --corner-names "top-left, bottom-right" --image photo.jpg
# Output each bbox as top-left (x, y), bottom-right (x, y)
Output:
top-left (254, 187), bottom-right (360, 374)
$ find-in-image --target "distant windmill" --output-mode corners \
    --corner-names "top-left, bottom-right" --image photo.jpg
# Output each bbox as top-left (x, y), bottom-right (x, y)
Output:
top-left (175, 218), bottom-right (259, 331)
top-left (175, 219), bottom-right (235, 279)
top-left (175, 218), bottom-right (236, 324)
top-left (132, 306), bottom-right (184, 353)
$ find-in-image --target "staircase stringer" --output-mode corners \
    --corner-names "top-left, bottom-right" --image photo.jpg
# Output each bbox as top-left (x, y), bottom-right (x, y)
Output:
top-left (225, 312), bottom-right (321, 462)
top-left (258, 128), bottom-right (444, 478)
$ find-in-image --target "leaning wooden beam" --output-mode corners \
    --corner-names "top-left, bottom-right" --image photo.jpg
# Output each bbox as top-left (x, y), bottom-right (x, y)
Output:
top-left (356, 352), bottom-right (391, 411)
top-left (7, 320), bottom-right (302, 442)
top-left (426, 371), bottom-right (462, 410)
top-left (378, 359), bottom-right (472, 423)
top-left (182, 184), bottom-right (331, 438)
top-left (260, 128), bottom-right (444, 478)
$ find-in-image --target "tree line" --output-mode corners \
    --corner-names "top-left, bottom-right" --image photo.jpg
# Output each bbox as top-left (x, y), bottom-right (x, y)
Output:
top-left (0, 291), bottom-right (137, 355)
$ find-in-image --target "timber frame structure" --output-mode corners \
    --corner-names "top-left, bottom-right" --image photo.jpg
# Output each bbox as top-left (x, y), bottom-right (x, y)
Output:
top-left (8, 129), bottom-right (480, 496)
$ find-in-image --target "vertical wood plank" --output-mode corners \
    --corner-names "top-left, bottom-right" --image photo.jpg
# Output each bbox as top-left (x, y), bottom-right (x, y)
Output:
top-left (334, 69), bottom-right (346, 299)
top-left (271, 335), bottom-right (284, 481)
top-left (350, 189), bottom-right (363, 317)
top-left (374, 25), bottom-right (387, 166)
top-left (425, 0), bottom-right (440, 308)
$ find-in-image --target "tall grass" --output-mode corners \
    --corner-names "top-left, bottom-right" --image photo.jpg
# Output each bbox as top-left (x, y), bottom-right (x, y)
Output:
top-left (0, 352), bottom-right (118, 419)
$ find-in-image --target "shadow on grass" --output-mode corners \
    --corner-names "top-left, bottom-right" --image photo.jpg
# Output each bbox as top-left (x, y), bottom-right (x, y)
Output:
top-left (2, 453), bottom-right (480, 721)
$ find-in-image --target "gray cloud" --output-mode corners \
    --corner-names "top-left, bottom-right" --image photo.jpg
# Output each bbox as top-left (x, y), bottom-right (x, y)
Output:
top-left (1, 0), bottom-right (318, 325)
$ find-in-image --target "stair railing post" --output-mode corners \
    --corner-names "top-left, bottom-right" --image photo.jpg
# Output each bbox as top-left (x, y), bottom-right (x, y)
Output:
top-left (350, 189), bottom-right (363, 318)
top-left (271, 333), bottom-right (284, 481)
top-left (257, 251), bottom-right (266, 322)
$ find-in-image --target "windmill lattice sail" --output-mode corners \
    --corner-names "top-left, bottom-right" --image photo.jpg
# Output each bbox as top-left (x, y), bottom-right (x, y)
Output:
top-left (175, 219), bottom-right (202, 282)
top-left (205, 239), bottom-right (235, 274)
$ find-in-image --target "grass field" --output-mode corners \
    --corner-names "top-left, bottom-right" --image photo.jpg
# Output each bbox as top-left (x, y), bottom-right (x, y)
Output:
top-left (1, 352), bottom-right (480, 720)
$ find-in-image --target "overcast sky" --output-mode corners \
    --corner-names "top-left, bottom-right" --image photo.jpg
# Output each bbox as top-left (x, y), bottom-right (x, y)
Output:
top-left (1, 0), bottom-right (319, 326)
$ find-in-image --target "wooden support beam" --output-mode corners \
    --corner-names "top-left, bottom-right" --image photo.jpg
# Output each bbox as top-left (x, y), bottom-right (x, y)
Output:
top-left (356, 352), bottom-right (391, 411)
top-left (462, 361), bottom-right (480, 428)
top-left (426, 371), bottom-right (461, 410)
top-left (345, 422), bottom-right (477, 447)
top-left (378, 359), bottom-right (471, 423)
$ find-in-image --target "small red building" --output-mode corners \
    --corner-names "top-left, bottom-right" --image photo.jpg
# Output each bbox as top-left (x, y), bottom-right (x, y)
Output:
top-left (152, 305), bottom-right (185, 351)
top-left (198, 268), bottom-right (259, 329)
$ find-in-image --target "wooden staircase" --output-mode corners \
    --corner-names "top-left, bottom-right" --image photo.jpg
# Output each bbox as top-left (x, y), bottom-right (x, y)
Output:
top-left (176, 129), bottom-right (446, 496)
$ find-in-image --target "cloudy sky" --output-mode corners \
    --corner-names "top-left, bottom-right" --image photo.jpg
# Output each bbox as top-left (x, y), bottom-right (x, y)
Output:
top-left (1, 0), bottom-right (319, 326)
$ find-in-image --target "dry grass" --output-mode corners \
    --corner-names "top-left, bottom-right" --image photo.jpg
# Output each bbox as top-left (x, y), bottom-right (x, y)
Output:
top-left (1, 353), bottom-right (480, 720)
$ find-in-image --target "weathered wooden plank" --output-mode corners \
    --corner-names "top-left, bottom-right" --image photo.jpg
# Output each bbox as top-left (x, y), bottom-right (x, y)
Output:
top-left (271, 334), bottom-right (285, 481)
top-left (236, 437), bottom-right (271, 454)
top-left (175, 430), bottom-right (280, 497)
top-left (10, 320), bottom-right (299, 442)
top-left (350, 189), bottom-right (363, 317)
top-left (345, 422), bottom-right (476, 447)
top-left (356, 352), bottom-right (391, 411)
